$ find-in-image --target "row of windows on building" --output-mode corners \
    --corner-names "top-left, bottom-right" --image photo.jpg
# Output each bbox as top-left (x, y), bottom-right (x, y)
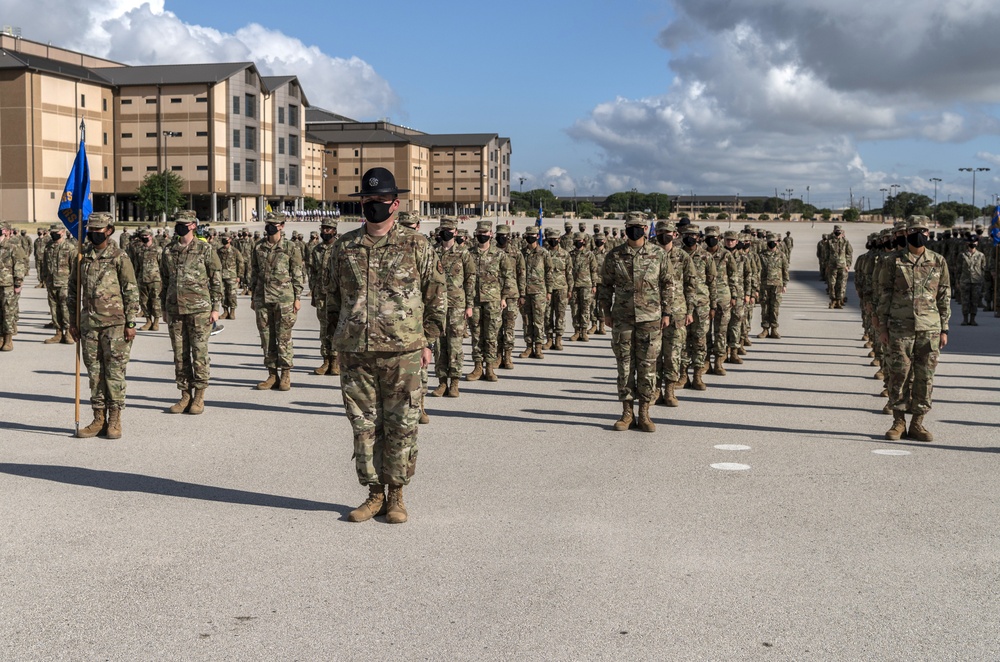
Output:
top-left (78, 94), bottom-right (300, 126)
top-left (112, 160), bottom-right (298, 186)
top-left (107, 128), bottom-right (298, 156)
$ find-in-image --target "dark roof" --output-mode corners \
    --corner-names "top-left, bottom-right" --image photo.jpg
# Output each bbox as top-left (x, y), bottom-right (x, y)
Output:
top-left (305, 128), bottom-right (409, 145)
top-left (306, 107), bottom-right (358, 124)
top-left (261, 74), bottom-right (309, 107)
top-left (410, 133), bottom-right (497, 148)
top-left (90, 62), bottom-right (255, 86)
top-left (0, 49), bottom-right (112, 84)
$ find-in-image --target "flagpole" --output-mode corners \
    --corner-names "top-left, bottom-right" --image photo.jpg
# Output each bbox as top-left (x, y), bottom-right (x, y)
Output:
top-left (74, 119), bottom-right (86, 436)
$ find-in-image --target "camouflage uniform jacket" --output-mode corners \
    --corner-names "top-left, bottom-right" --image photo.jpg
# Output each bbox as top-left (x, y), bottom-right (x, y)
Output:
top-left (729, 249), bottom-right (751, 301)
top-left (760, 249), bottom-right (789, 287)
top-left (827, 235), bottom-right (853, 268)
top-left (0, 240), bottom-right (27, 286)
top-left (958, 250), bottom-right (986, 285)
top-left (709, 248), bottom-right (739, 302)
top-left (160, 239), bottom-right (223, 316)
top-left (133, 243), bottom-right (163, 284)
top-left (569, 247), bottom-right (598, 289)
top-left (309, 241), bottom-right (337, 303)
top-left (665, 245), bottom-right (696, 317)
top-left (598, 241), bottom-right (675, 324)
top-left (43, 240), bottom-right (75, 287)
top-left (559, 232), bottom-right (574, 252)
top-left (33, 235), bottom-right (49, 266)
top-left (501, 242), bottom-right (525, 299)
top-left (437, 243), bottom-right (477, 309)
top-left (469, 243), bottom-right (517, 305)
top-left (522, 245), bottom-right (552, 295)
top-left (217, 244), bottom-right (245, 281)
top-left (546, 246), bottom-right (574, 292)
top-left (251, 238), bottom-right (303, 306)
top-left (68, 242), bottom-right (139, 331)
top-left (326, 223), bottom-right (446, 353)
top-left (685, 247), bottom-right (718, 308)
top-left (877, 248), bottom-right (951, 333)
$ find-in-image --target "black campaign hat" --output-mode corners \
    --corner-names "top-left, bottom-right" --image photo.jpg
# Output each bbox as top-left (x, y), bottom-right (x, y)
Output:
top-left (348, 167), bottom-right (409, 197)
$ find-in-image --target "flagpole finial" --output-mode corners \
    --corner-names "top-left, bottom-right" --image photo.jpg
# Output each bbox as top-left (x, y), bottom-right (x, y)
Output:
top-left (79, 119), bottom-right (86, 143)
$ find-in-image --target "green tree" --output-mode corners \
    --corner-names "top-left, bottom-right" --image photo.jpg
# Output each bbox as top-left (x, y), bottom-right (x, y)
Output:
top-left (577, 201), bottom-right (596, 219)
top-left (780, 211), bottom-right (791, 220)
top-left (820, 209), bottom-right (833, 221)
top-left (885, 192), bottom-right (932, 219)
top-left (716, 212), bottom-right (729, 220)
top-left (303, 197), bottom-right (320, 211)
top-left (801, 209), bottom-right (815, 221)
top-left (137, 171), bottom-right (185, 220)
top-left (843, 207), bottom-right (861, 222)
top-left (936, 208), bottom-right (957, 227)
top-left (759, 213), bottom-right (770, 221)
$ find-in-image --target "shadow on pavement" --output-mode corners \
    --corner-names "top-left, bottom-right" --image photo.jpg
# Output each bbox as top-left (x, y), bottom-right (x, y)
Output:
top-left (0, 463), bottom-right (352, 514)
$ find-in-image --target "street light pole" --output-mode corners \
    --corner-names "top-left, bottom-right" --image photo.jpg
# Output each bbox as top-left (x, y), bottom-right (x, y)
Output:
top-left (929, 178), bottom-right (942, 224)
top-left (412, 165), bottom-right (422, 214)
top-left (162, 130), bottom-right (180, 223)
top-left (785, 188), bottom-right (793, 215)
top-left (959, 166), bottom-right (990, 209)
top-left (889, 184), bottom-right (900, 218)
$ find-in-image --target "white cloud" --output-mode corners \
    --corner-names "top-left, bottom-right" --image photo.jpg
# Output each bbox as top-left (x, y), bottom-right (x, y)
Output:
top-left (0, 0), bottom-right (399, 120)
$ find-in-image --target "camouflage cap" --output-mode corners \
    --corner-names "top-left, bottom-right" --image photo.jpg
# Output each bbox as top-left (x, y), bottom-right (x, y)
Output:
top-left (681, 223), bottom-right (700, 235)
top-left (833, 224), bottom-right (843, 231)
top-left (495, 224), bottom-right (512, 235)
top-left (655, 220), bottom-right (676, 233)
top-left (320, 218), bottom-right (338, 229)
top-left (564, 222), bottom-right (573, 230)
top-left (48, 223), bottom-right (62, 231)
top-left (594, 223), bottom-right (601, 232)
top-left (975, 224), bottom-right (984, 231)
top-left (173, 209), bottom-right (199, 223)
top-left (87, 212), bottom-right (114, 230)
top-left (573, 232), bottom-right (586, 241)
top-left (523, 225), bottom-right (539, 236)
top-left (398, 212), bottom-right (422, 228)
top-left (457, 228), bottom-right (470, 237)
top-left (544, 228), bottom-right (560, 238)
top-left (892, 220), bottom-right (907, 232)
top-left (578, 222), bottom-right (587, 230)
top-left (743, 224), bottom-right (754, 231)
top-left (766, 232), bottom-right (778, 241)
top-left (624, 212), bottom-right (646, 226)
top-left (138, 228), bottom-right (152, 238)
top-left (906, 215), bottom-right (930, 231)
top-left (705, 225), bottom-right (720, 237)
top-left (264, 212), bottom-right (282, 222)
top-left (0, 222), bottom-right (12, 231)
top-left (310, 231), bottom-right (319, 237)
top-left (475, 220), bottom-right (493, 233)
top-left (439, 216), bottom-right (459, 230)
top-left (723, 230), bottom-right (738, 240)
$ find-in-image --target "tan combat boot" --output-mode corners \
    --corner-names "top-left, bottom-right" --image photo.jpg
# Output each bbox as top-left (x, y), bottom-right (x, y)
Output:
top-left (908, 414), bottom-right (933, 442)
top-left (43, 330), bottom-right (63, 344)
top-left (691, 368), bottom-right (707, 391)
top-left (596, 320), bottom-right (606, 335)
top-left (0, 334), bottom-right (12, 351)
top-left (188, 389), bottom-right (206, 415)
top-left (60, 331), bottom-right (73, 344)
top-left (970, 314), bottom-right (978, 326)
top-left (756, 329), bottom-right (769, 339)
top-left (636, 401), bottom-right (656, 432)
top-left (676, 372), bottom-right (689, 389)
top-left (519, 346), bottom-right (533, 359)
top-left (385, 486), bottom-right (408, 524)
top-left (581, 331), bottom-right (589, 342)
top-left (874, 368), bottom-right (884, 381)
top-left (228, 308), bottom-right (236, 320)
top-left (885, 411), bottom-right (907, 441)
top-left (570, 331), bottom-right (581, 342)
top-left (430, 381), bottom-right (447, 397)
top-left (532, 343), bottom-right (545, 359)
top-left (105, 408), bottom-right (122, 440)
top-left (150, 320), bottom-right (159, 331)
top-left (729, 347), bottom-right (743, 365)
top-left (348, 485), bottom-right (386, 522)
top-left (255, 368), bottom-right (278, 390)
top-left (77, 408), bottom-right (106, 438)
top-left (867, 349), bottom-right (876, 358)
top-left (277, 369), bottom-right (291, 391)
top-left (613, 400), bottom-right (634, 431)
top-left (140, 319), bottom-right (153, 331)
top-left (419, 400), bottom-right (430, 425)
top-left (466, 361), bottom-right (483, 381)
top-left (314, 359), bottom-right (331, 375)
top-left (490, 357), bottom-right (501, 369)
top-left (553, 336), bottom-right (564, 351)
top-left (328, 358), bottom-right (340, 376)
top-left (665, 382), bottom-right (679, 407)
top-left (168, 390), bottom-right (192, 414)
top-left (446, 378), bottom-right (460, 398)
top-left (881, 401), bottom-right (892, 415)
top-left (484, 363), bottom-right (498, 382)
top-left (713, 355), bottom-right (727, 376)
top-left (769, 328), bottom-right (782, 339)
top-left (542, 337), bottom-right (552, 350)
top-left (501, 349), bottom-right (514, 370)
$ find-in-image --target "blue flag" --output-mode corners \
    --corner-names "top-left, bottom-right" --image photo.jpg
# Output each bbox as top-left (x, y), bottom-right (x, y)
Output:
top-left (536, 201), bottom-right (543, 229)
top-left (991, 205), bottom-right (1000, 246)
top-left (57, 139), bottom-right (92, 239)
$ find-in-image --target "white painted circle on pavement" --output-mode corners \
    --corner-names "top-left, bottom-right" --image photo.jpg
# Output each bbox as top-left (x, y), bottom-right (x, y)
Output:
top-left (711, 463), bottom-right (751, 471)
top-left (872, 449), bottom-right (911, 456)
top-left (714, 444), bottom-right (751, 451)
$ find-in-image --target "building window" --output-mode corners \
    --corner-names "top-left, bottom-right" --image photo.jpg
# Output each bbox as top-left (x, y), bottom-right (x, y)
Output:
top-left (354, 168), bottom-right (359, 175)
top-left (146, 166), bottom-right (157, 172)
top-left (196, 97), bottom-right (207, 103)
top-left (103, 166), bottom-right (108, 179)
top-left (233, 129), bottom-right (240, 148)
top-left (103, 132), bottom-right (108, 146)
top-left (245, 94), bottom-right (256, 119)
top-left (122, 133), bottom-right (132, 138)
top-left (288, 104), bottom-right (299, 127)
top-left (332, 168), bottom-right (337, 175)
top-left (196, 165), bottom-right (208, 171)
top-left (102, 98), bottom-right (107, 112)
top-left (354, 150), bottom-right (359, 157)
top-left (278, 137), bottom-right (285, 155)
top-left (289, 135), bottom-right (298, 157)
top-left (245, 127), bottom-right (256, 151)
top-left (332, 150), bottom-right (336, 157)
top-left (196, 131), bottom-right (208, 137)
top-left (354, 186), bottom-right (359, 193)
top-left (289, 164), bottom-right (298, 186)
top-left (277, 107), bottom-right (284, 124)
top-left (170, 98), bottom-right (182, 104)
top-left (234, 163), bottom-right (241, 181)
top-left (80, 94), bottom-right (85, 107)
top-left (146, 98), bottom-right (156, 104)
top-left (233, 96), bottom-right (240, 114)
top-left (146, 132), bottom-right (157, 138)
top-left (278, 168), bottom-right (286, 185)
top-left (333, 186), bottom-right (337, 193)
top-left (121, 99), bottom-right (132, 105)
top-left (246, 159), bottom-right (256, 183)
top-left (171, 165), bottom-right (182, 171)
top-left (122, 166), bottom-right (133, 172)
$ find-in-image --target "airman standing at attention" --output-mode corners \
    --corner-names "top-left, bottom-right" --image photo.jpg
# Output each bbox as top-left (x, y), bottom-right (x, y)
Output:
top-left (397, 212), bottom-right (432, 422)
top-left (599, 212), bottom-right (674, 432)
top-left (958, 234), bottom-right (985, 326)
top-left (33, 228), bottom-right (49, 288)
top-left (704, 226), bottom-right (738, 376)
top-left (495, 224), bottom-right (524, 369)
top-left (825, 225), bottom-right (853, 308)
top-left (653, 220), bottom-right (693, 406)
top-left (569, 232), bottom-right (598, 341)
top-left (0, 222), bottom-right (27, 351)
top-left (310, 218), bottom-right (340, 376)
top-left (41, 223), bottom-right (76, 345)
top-left (679, 224), bottom-right (716, 390)
top-left (132, 228), bottom-right (163, 331)
top-left (429, 216), bottom-right (475, 398)
top-left (216, 232), bottom-right (244, 320)
top-left (757, 233), bottom-right (790, 339)
top-left (519, 226), bottom-right (551, 359)
top-left (590, 229), bottom-right (610, 334)
top-left (543, 227), bottom-right (573, 350)
top-left (466, 220), bottom-right (515, 383)
top-left (67, 214), bottom-right (139, 438)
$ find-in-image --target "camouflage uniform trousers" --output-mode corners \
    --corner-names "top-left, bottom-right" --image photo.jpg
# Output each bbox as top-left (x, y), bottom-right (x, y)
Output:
top-left (522, 293), bottom-right (546, 347)
top-left (960, 282), bottom-right (982, 316)
top-left (314, 301), bottom-right (337, 362)
top-left (81, 325), bottom-right (133, 409)
top-left (727, 301), bottom-right (745, 349)
top-left (759, 285), bottom-right (783, 330)
top-left (886, 330), bottom-right (940, 415)
top-left (0, 286), bottom-right (19, 335)
top-left (682, 304), bottom-right (710, 369)
top-left (255, 302), bottom-right (297, 369)
top-left (435, 306), bottom-right (467, 379)
top-left (470, 301), bottom-right (502, 364)
top-left (658, 321), bottom-right (687, 385)
top-left (571, 287), bottom-right (593, 334)
top-left (340, 349), bottom-right (421, 487)
top-left (544, 289), bottom-right (569, 339)
top-left (827, 267), bottom-right (848, 301)
top-left (46, 284), bottom-right (70, 330)
top-left (168, 312), bottom-right (213, 391)
top-left (612, 319), bottom-right (662, 403)
top-left (138, 281), bottom-right (161, 320)
top-left (708, 302), bottom-right (731, 358)
top-left (497, 298), bottom-right (518, 357)
top-left (222, 278), bottom-right (239, 312)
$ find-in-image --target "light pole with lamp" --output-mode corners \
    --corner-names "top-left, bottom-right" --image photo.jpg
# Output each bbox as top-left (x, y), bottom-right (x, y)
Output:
top-left (889, 184), bottom-right (900, 218)
top-left (879, 188), bottom-right (888, 221)
top-left (785, 188), bottom-right (793, 216)
top-left (959, 166), bottom-right (990, 210)
top-left (929, 177), bottom-right (942, 225)
top-left (412, 165), bottom-right (422, 214)
top-left (162, 130), bottom-right (180, 224)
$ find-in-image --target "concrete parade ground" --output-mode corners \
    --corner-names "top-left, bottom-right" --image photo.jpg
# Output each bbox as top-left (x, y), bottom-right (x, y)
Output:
top-left (1, 221), bottom-right (998, 660)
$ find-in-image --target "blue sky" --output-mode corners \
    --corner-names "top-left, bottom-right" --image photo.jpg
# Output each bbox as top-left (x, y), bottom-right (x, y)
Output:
top-left (5, 0), bottom-right (1000, 207)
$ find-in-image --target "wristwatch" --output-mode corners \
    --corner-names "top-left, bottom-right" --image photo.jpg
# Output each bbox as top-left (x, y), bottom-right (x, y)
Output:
top-left (126, 321), bottom-right (136, 329)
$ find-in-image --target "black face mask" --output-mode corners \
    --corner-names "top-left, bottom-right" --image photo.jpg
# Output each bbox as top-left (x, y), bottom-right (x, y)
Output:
top-left (894, 235), bottom-right (907, 248)
top-left (834, 232), bottom-right (842, 237)
top-left (221, 239), bottom-right (230, 246)
top-left (439, 229), bottom-right (455, 242)
top-left (88, 230), bottom-right (107, 245)
top-left (682, 235), bottom-right (698, 247)
top-left (322, 232), bottom-right (336, 243)
top-left (907, 232), bottom-right (928, 248)
top-left (865, 241), bottom-right (873, 250)
top-left (574, 241), bottom-right (585, 249)
top-left (50, 232), bottom-right (61, 241)
top-left (175, 223), bottom-right (191, 237)
top-left (456, 237), bottom-right (466, 245)
top-left (625, 226), bottom-right (645, 241)
top-left (495, 235), bottom-right (509, 247)
top-left (475, 234), bottom-right (490, 245)
top-left (705, 236), bottom-right (719, 248)
top-left (525, 236), bottom-right (537, 245)
top-left (656, 234), bottom-right (671, 246)
top-left (976, 230), bottom-right (984, 235)
top-left (362, 200), bottom-right (394, 224)
top-left (767, 241), bottom-right (777, 249)
top-left (594, 238), bottom-right (605, 247)
top-left (265, 223), bottom-right (280, 236)
top-left (968, 241), bottom-right (978, 249)
top-left (546, 239), bottom-right (559, 248)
